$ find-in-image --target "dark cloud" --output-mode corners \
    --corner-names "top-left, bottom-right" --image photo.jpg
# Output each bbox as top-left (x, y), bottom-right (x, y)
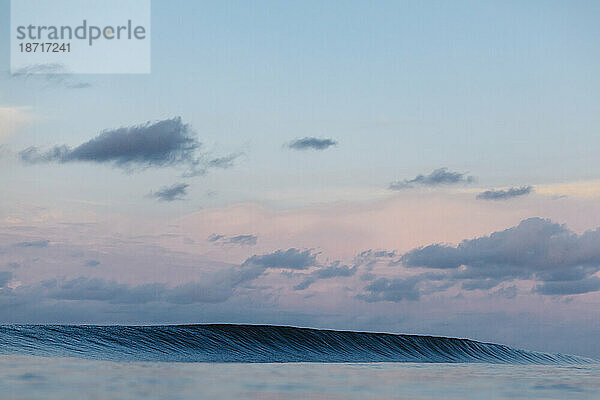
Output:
top-left (389, 168), bottom-right (475, 190)
top-left (19, 117), bottom-right (238, 177)
top-left (6, 262), bottom-right (20, 269)
top-left (477, 186), bottom-right (533, 200)
top-left (14, 240), bottom-right (49, 248)
top-left (288, 137), bottom-right (337, 151)
top-left (11, 63), bottom-right (91, 89)
top-left (400, 218), bottom-right (600, 295)
top-left (20, 117), bottom-right (197, 168)
top-left (208, 234), bottom-right (258, 246)
top-left (148, 183), bottom-right (189, 202)
top-left (243, 248), bottom-right (317, 270)
top-left (357, 277), bottom-right (421, 302)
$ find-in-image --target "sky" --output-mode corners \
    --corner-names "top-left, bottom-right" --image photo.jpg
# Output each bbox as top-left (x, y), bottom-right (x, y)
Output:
top-left (1, 0), bottom-right (600, 358)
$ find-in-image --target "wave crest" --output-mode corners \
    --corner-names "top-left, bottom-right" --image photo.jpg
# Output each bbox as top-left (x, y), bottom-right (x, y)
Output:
top-left (0, 324), bottom-right (592, 364)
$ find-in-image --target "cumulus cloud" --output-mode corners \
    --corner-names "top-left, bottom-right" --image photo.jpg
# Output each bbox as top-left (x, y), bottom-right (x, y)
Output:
top-left (148, 183), bottom-right (189, 202)
top-left (208, 234), bottom-right (258, 246)
top-left (19, 117), bottom-right (240, 176)
top-left (477, 186), bottom-right (533, 200)
top-left (389, 168), bottom-right (475, 190)
top-left (400, 218), bottom-right (600, 295)
top-left (11, 63), bottom-right (91, 89)
top-left (288, 137), bottom-right (337, 151)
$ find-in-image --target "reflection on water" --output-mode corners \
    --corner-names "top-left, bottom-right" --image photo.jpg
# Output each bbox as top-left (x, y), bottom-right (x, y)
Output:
top-left (1, 356), bottom-right (599, 400)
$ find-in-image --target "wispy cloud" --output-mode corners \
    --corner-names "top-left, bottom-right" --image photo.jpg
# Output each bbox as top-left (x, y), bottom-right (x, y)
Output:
top-left (11, 63), bottom-right (91, 89)
top-left (294, 262), bottom-right (357, 290)
top-left (389, 168), bottom-right (475, 190)
top-left (148, 183), bottom-right (189, 202)
top-left (477, 186), bottom-right (533, 200)
top-left (288, 137), bottom-right (337, 151)
top-left (208, 234), bottom-right (258, 246)
top-left (208, 153), bottom-right (244, 169)
top-left (14, 239), bottom-right (49, 248)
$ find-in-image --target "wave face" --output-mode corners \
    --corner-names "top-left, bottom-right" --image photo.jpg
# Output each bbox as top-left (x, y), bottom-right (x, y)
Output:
top-left (0, 324), bottom-right (592, 364)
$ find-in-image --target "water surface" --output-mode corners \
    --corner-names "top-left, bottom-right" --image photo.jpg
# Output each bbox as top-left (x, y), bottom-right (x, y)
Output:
top-left (1, 356), bottom-right (599, 400)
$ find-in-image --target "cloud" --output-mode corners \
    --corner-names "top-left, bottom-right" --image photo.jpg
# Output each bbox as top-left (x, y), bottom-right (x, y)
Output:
top-left (29, 249), bottom-right (318, 305)
top-left (494, 285), bottom-right (518, 299)
top-left (148, 183), bottom-right (189, 202)
top-left (288, 137), bottom-right (337, 151)
top-left (84, 260), bottom-right (100, 267)
top-left (20, 117), bottom-right (196, 168)
top-left (389, 168), bottom-right (475, 190)
top-left (357, 277), bottom-right (421, 302)
top-left (11, 63), bottom-right (91, 89)
top-left (207, 234), bottom-right (225, 242)
top-left (165, 281), bottom-right (234, 304)
top-left (41, 277), bottom-right (237, 305)
top-left (400, 218), bottom-right (600, 295)
top-left (208, 153), bottom-right (243, 169)
top-left (208, 234), bottom-right (258, 246)
top-left (6, 248), bottom-right (316, 309)
top-left (44, 277), bottom-right (164, 304)
top-left (534, 278), bottom-right (600, 296)
top-left (14, 240), bottom-right (49, 248)
top-left (0, 271), bottom-right (12, 287)
top-left (243, 248), bottom-right (317, 270)
top-left (477, 186), bottom-right (533, 200)
top-left (19, 117), bottom-right (238, 177)
top-left (294, 262), bottom-right (358, 290)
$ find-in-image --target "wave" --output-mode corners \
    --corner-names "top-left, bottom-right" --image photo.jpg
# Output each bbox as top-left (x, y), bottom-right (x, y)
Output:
top-left (0, 324), bottom-right (593, 364)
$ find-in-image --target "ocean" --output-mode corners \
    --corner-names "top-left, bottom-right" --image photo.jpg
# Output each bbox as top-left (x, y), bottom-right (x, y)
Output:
top-left (1, 325), bottom-right (598, 399)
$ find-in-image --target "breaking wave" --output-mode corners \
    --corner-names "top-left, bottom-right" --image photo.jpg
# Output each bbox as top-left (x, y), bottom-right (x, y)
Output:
top-left (0, 324), bottom-right (593, 364)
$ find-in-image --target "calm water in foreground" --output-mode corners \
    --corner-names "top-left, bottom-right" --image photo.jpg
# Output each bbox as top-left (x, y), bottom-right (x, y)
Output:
top-left (1, 356), bottom-right (598, 400)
